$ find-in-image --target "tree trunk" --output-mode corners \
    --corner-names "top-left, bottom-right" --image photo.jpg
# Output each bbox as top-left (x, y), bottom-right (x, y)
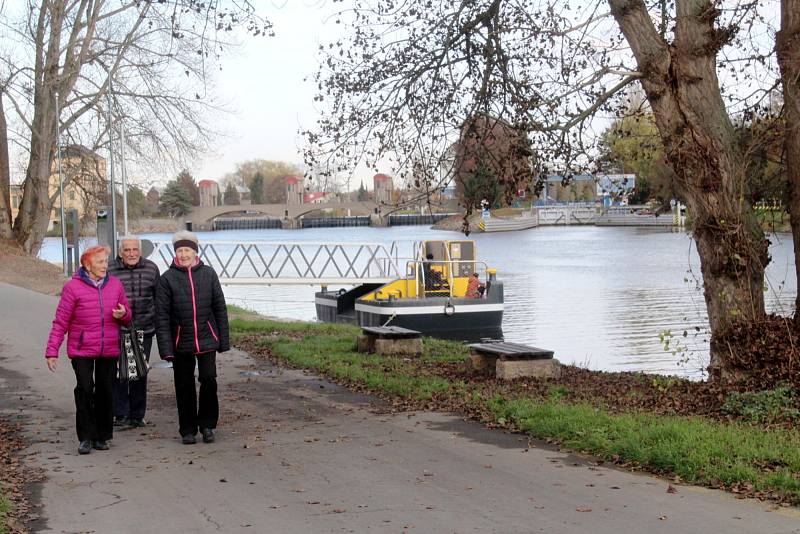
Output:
top-left (610, 0), bottom-right (768, 377)
top-left (0, 91), bottom-right (12, 240)
top-left (13, 68), bottom-right (59, 255)
top-left (777, 0), bottom-right (800, 326)
top-left (14, 134), bottom-right (57, 255)
top-left (13, 0), bottom-right (62, 255)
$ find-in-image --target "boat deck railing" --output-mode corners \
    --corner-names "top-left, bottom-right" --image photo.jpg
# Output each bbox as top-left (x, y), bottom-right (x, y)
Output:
top-left (405, 260), bottom-right (489, 299)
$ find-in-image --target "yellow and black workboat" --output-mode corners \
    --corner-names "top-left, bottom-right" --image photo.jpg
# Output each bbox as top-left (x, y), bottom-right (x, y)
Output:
top-left (315, 240), bottom-right (503, 340)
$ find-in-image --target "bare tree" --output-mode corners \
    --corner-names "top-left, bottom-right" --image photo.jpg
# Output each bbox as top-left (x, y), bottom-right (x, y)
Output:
top-left (305, 0), bottom-right (787, 378)
top-left (0, 0), bottom-right (270, 253)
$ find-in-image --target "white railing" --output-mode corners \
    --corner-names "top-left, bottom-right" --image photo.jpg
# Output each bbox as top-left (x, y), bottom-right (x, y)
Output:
top-left (535, 206), bottom-right (598, 225)
top-left (148, 241), bottom-right (409, 285)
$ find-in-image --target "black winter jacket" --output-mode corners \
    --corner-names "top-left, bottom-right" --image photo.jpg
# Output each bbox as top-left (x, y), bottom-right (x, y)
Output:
top-left (155, 258), bottom-right (230, 358)
top-left (108, 257), bottom-right (160, 334)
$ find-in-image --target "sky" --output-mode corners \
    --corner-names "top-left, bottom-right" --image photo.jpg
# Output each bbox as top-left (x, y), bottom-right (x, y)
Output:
top-left (4, 0), bottom-right (781, 192)
top-left (3, 1), bottom-right (348, 189)
top-left (189, 0), bottom-right (781, 192)
top-left (191, 1), bottom-right (343, 184)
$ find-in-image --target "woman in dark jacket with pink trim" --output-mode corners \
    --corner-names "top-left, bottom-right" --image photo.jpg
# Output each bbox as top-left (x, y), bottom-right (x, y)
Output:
top-left (46, 246), bottom-right (132, 455)
top-left (155, 231), bottom-right (229, 445)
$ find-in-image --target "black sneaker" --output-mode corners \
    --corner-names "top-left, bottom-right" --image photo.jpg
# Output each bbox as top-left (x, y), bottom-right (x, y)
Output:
top-left (201, 428), bottom-right (215, 443)
top-left (113, 417), bottom-right (129, 427)
top-left (78, 440), bottom-right (91, 455)
top-left (92, 440), bottom-right (109, 451)
top-left (181, 434), bottom-right (197, 445)
top-left (129, 419), bottom-right (147, 428)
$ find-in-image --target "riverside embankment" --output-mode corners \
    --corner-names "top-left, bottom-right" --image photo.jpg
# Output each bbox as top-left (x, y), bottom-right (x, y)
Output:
top-left (37, 224), bottom-right (799, 379)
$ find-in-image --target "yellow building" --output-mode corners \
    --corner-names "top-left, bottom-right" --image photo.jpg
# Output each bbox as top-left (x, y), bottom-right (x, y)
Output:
top-left (50, 145), bottom-right (108, 225)
top-left (9, 184), bottom-right (22, 221)
top-left (373, 173), bottom-right (393, 204)
top-left (9, 145), bottom-right (107, 226)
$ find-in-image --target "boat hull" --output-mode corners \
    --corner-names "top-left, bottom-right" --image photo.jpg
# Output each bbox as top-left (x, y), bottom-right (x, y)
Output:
top-left (315, 283), bottom-right (504, 342)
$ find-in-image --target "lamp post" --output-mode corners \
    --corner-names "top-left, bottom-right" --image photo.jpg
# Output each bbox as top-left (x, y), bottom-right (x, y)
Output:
top-left (55, 90), bottom-right (67, 275)
top-left (119, 124), bottom-right (129, 235)
top-left (106, 88), bottom-right (118, 258)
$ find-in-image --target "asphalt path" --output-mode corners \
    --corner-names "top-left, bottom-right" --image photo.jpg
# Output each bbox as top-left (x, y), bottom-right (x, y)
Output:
top-left (0, 281), bottom-right (798, 533)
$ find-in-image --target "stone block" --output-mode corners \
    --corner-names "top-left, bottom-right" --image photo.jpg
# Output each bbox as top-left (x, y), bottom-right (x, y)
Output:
top-left (374, 337), bottom-right (422, 356)
top-left (496, 358), bottom-right (561, 380)
top-left (357, 335), bottom-right (375, 353)
top-left (468, 352), bottom-right (498, 375)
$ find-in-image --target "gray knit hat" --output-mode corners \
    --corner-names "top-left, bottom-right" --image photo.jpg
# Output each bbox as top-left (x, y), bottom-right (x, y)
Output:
top-left (172, 230), bottom-right (199, 252)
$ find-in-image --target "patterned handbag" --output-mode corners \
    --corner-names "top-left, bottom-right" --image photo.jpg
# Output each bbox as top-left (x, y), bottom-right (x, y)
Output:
top-left (118, 328), bottom-right (148, 382)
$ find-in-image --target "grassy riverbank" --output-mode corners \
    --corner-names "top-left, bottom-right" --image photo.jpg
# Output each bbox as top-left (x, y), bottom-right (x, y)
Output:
top-left (756, 208), bottom-right (791, 233)
top-left (229, 307), bottom-right (800, 505)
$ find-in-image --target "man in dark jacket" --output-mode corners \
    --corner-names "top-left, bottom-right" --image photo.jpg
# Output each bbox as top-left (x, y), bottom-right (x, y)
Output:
top-left (108, 235), bottom-right (160, 428)
top-left (155, 231), bottom-right (229, 445)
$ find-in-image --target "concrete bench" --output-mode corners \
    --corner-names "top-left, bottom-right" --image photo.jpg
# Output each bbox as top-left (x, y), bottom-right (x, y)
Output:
top-left (468, 341), bottom-right (560, 380)
top-left (358, 326), bottom-right (423, 356)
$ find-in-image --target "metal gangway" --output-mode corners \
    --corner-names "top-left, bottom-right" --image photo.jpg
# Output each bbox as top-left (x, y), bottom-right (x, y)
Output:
top-left (147, 241), bottom-right (409, 285)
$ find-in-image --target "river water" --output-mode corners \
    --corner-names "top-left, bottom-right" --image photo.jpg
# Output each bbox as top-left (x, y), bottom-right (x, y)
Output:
top-left (40, 225), bottom-right (796, 378)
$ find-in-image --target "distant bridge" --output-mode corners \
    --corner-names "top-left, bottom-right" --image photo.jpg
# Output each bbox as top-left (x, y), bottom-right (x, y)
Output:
top-left (186, 199), bottom-right (463, 230)
top-left (186, 201), bottom-right (381, 230)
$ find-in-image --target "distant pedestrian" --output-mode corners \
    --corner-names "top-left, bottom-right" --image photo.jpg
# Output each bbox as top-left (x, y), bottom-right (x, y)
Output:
top-left (155, 231), bottom-right (229, 445)
top-left (108, 235), bottom-right (160, 428)
top-left (45, 246), bottom-right (131, 455)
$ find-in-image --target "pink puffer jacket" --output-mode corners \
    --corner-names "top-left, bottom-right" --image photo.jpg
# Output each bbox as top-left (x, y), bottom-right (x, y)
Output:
top-left (45, 269), bottom-right (132, 359)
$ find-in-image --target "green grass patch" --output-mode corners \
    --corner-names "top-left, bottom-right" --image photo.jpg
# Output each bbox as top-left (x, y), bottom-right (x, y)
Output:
top-left (246, 323), bottom-right (453, 401)
top-left (548, 385), bottom-right (569, 401)
top-left (0, 492), bottom-right (10, 534)
top-left (229, 315), bottom-right (360, 337)
top-left (231, 313), bottom-right (800, 502)
top-left (418, 337), bottom-right (470, 363)
top-left (486, 396), bottom-right (800, 499)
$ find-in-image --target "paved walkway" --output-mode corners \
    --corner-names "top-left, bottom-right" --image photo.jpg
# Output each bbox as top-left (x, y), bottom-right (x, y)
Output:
top-left (0, 282), bottom-right (798, 533)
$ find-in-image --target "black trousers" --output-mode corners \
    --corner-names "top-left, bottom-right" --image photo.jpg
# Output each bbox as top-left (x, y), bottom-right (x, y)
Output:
top-left (113, 334), bottom-right (153, 421)
top-left (71, 357), bottom-right (116, 442)
top-left (172, 351), bottom-right (218, 437)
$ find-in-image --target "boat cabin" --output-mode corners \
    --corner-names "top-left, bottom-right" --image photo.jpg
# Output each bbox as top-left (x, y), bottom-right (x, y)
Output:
top-left (361, 240), bottom-right (493, 301)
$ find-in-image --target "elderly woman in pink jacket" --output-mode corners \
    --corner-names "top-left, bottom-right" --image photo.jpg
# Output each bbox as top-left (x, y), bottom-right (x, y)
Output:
top-left (46, 245), bottom-right (131, 455)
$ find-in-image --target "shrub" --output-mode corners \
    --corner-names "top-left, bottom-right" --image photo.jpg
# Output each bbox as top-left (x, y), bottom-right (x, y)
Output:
top-left (722, 386), bottom-right (799, 423)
